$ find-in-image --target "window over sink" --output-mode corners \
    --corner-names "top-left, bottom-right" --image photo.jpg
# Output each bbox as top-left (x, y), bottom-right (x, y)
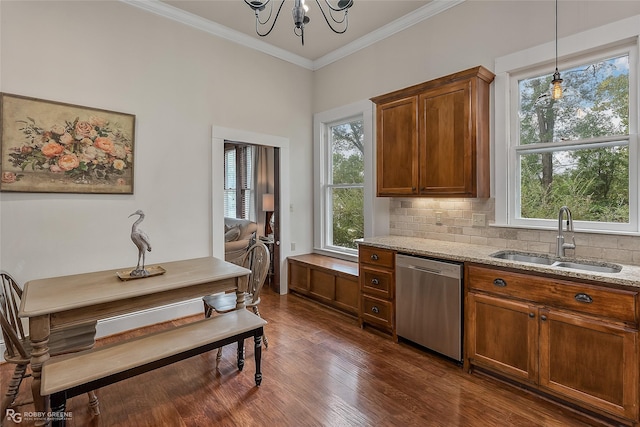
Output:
top-left (495, 15), bottom-right (639, 233)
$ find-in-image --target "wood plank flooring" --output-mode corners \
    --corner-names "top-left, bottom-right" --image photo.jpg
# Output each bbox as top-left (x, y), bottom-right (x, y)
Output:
top-left (2, 288), bottom-right (613, 426)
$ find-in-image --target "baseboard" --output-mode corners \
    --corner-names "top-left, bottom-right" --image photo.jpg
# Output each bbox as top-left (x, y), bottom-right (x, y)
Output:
top-left (0, 298), bottom-right (204, 362)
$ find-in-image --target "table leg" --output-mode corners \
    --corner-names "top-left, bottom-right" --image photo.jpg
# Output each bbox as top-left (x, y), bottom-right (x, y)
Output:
top-left (29, 315), bottom-right (51, 426)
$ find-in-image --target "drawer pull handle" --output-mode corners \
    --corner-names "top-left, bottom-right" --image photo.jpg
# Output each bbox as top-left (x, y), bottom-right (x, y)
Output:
top-left (574, 293), bottom-right (593, 304)
top-left (529, 312), bottom-right (535, 318)
top-left (493, 278), bottom-right (507, 287)
top-left (371, 306), bottom-right (380, 314)
top-left (371, 278), bottom-right (379, 285)
top-left (541, 315), bottom-right (547, 321)
top-left (370, 254), bottom-right (379, 261)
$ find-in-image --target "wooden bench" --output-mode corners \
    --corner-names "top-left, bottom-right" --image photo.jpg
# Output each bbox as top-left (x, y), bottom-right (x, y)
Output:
top-left (41, 309), bottom-right (266, 426)
top-left (288, 254), bottom-right (359, 315)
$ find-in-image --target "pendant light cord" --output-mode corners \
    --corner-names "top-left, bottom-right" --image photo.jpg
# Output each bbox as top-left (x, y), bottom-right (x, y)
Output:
top-left (555, 0), bottom-right (558, 71)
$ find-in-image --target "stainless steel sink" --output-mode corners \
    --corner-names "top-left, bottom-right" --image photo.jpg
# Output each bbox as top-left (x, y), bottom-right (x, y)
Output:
top-left (490, 250), bottom-right (622, 274)
top-left (552, 261), bottom-right (622, 274)
top-left (490, 251), bottom-right (555, 265)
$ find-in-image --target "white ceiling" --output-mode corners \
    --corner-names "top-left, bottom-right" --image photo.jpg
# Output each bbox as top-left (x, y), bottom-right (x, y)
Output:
top-left (124, 0), bottom-right (465, 70)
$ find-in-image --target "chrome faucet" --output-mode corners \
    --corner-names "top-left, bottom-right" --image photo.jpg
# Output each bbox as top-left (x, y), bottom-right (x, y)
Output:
top-left (556, 206), bottom-right (576, 257)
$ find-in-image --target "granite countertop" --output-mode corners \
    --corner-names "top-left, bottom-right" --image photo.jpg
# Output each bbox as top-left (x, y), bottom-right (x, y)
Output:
top-left (358, 236), bottom-right (640, 289)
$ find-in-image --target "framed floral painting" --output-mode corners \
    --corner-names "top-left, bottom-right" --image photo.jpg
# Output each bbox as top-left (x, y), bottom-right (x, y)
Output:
top-left (0, 93), bottom-right (135, 194)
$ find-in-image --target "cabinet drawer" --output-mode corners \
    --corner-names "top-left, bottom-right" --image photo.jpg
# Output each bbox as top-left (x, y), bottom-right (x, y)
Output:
top-left (361, 295), bottom-right (393, 329)
top-left (361, 267), bottom-right (393, 299)
top-left (467, 265), bottom-right (638, 325)
top-left (359, 246), bottom-right (395, 269)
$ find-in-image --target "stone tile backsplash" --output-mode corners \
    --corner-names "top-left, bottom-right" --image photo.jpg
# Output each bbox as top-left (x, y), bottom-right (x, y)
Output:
top-left (389, 198), bottom-right (640, 266)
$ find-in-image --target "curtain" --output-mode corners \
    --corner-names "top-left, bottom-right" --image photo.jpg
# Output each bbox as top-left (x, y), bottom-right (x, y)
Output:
top-left (253, 146), bottom-right (270, 237)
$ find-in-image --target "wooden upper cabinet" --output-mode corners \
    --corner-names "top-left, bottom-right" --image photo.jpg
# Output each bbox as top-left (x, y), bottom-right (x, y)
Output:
top-left (375, 96), bottom-right (418, 195)
top-left (372, 66), bottom-right (495, 198)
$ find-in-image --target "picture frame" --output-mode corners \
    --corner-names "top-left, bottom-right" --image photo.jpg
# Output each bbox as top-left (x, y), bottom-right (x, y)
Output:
top-left (0, 93), bottom-right (135, 194)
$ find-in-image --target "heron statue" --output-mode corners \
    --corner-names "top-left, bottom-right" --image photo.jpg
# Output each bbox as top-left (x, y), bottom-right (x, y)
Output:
top-left (128, 209), bottom-right (152, 277)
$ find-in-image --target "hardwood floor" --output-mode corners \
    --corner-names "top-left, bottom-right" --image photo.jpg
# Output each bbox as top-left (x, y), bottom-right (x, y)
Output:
top-left (2, 288), bottom-right (612, 426)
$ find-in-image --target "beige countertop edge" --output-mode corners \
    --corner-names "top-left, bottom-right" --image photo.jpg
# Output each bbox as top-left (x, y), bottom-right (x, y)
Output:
top-left (358, 236), bottom-right (640, 289)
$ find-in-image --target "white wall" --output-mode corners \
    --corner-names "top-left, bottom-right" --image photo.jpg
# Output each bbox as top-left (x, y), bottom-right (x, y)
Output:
top-left (0, 2), bottom-right (312, 313)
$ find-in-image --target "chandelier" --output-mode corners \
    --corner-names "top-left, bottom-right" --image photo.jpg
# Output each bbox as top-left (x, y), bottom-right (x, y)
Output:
top-left (244, 0), bottom-right (354, 46)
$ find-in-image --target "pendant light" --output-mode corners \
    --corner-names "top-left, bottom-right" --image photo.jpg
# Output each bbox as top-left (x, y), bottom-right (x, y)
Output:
top-left (551, 0), bottom-right (563, 100)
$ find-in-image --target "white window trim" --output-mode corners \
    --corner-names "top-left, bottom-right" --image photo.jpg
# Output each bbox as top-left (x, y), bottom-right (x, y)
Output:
top-left (494, 14), bottom-right (640, 234)
top-left (313, 100), bottom-right (389, 260)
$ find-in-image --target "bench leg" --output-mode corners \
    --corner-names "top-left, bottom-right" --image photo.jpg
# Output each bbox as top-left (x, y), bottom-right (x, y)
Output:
top-left (50, 392), bottom-right (67, 427)
top-left (254, 333), bottom-right (263, 387)
top-left (237, 339), bottom-right (245, 371)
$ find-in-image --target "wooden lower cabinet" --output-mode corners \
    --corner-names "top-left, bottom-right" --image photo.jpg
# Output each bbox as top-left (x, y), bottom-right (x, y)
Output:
top-left (358, 246), bottom-right (396, 337)
top-left (466, 264), bottom-right (639, 425)
top-left (467, 293), bottom-right (539, 384)
top-left (539, 309), bottom-right (638, 420)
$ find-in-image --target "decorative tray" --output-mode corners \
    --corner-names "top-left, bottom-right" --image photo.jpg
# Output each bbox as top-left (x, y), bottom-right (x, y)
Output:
top-left (116, 265), bottom-right (166, 281)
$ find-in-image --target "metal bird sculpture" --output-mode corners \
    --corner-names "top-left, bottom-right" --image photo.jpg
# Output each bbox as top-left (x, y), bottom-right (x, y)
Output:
top-left (128, 210), bottom-right (152, 277)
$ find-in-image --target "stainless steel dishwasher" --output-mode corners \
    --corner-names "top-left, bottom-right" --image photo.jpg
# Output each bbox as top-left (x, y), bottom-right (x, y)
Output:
top-left (396, 254), bottom-right (463, 362)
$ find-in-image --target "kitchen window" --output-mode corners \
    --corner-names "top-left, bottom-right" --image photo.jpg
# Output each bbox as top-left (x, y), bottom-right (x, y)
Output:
top-left (314, 100), bottom-right (382, 258)
top-left (495, 16), bottom-right (639, 233)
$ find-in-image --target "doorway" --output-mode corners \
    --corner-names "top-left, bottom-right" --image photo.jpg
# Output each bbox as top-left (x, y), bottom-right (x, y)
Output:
top-left (212, 126), bottom-right (290, 295)
top-left (222, 142), bottom-right (280, 292)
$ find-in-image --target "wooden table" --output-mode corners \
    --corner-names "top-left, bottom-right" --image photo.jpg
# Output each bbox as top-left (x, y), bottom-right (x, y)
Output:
top-left (18, 256), bottom-right (249, 426)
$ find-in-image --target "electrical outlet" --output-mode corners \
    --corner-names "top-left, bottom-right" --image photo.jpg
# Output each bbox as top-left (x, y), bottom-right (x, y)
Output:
top-left (435, 212), bottom-right (442, 225)
top-left (291, 242), bottom-right (296, 251)
top-left (472, 213), bottom-right (486, 227)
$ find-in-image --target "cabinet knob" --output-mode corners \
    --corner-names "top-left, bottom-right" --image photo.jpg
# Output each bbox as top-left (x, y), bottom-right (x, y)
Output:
top-left (529, 312), bottom-right (535, 318)
top-left (370, 254), bottom-right (379, 261)
top-left (574, 293), bottom-right (593, 304)
top-left (371, 278), bottom-right (380, 285)
top-left (493, 278), bottom-right (507, 287)
top-left (371, 306), bottom-right (380, 314)
top-left (412, 187), bottom-right (417, 191)
top-left (541, 315), bottom-right (547, 321)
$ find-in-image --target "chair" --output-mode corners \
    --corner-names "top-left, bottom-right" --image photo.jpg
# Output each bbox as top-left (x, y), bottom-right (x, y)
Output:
top-left (203, 241), bottom-right (270, 365)
top-left (0, 271), bottom-right (100, 418)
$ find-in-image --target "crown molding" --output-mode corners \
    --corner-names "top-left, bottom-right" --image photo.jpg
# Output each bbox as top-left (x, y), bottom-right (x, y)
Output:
top-left (121, 0), bottom-right (465, 71)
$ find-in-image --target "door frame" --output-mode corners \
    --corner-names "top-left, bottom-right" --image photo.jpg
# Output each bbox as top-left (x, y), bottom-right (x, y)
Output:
top-left (212, 126), bottom-right (290, 294)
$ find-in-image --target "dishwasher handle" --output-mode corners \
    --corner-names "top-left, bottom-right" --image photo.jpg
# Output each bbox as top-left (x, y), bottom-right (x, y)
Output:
top-left (406, 264), bottom-right (443, 275)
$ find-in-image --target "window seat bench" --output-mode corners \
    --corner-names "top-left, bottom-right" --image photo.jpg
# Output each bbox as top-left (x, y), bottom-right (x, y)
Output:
top-left (287, 254), bottom-right (359, 315)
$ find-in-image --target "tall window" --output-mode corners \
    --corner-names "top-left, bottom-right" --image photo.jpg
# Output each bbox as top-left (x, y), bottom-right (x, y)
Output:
top-left (314, 100), bottom-right (376, 258)
top-left (326, 119), bottom-right (364, 250)
top-left (224, 144), bottom-right (253, 219)
top-left (495, 17), bottom-right (638, 233)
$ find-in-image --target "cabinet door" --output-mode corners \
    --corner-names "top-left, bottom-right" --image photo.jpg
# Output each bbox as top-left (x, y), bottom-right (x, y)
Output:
top-left (467, 292), bottom-right (539, 384)
top-left (376, 96), bottom-right (418, 196)
top-left (288, 261), bottom-right (309, 293)
top-left (539, 309), bottom-right (639, 420)
top-left (419, 80), bottom-right (472, 196)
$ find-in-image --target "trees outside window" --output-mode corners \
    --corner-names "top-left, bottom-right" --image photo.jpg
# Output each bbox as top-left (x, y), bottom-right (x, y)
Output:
top-left (327, 120), bottom-right (364, 250)
top-left (515, 53), bottom-right (630, 224)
